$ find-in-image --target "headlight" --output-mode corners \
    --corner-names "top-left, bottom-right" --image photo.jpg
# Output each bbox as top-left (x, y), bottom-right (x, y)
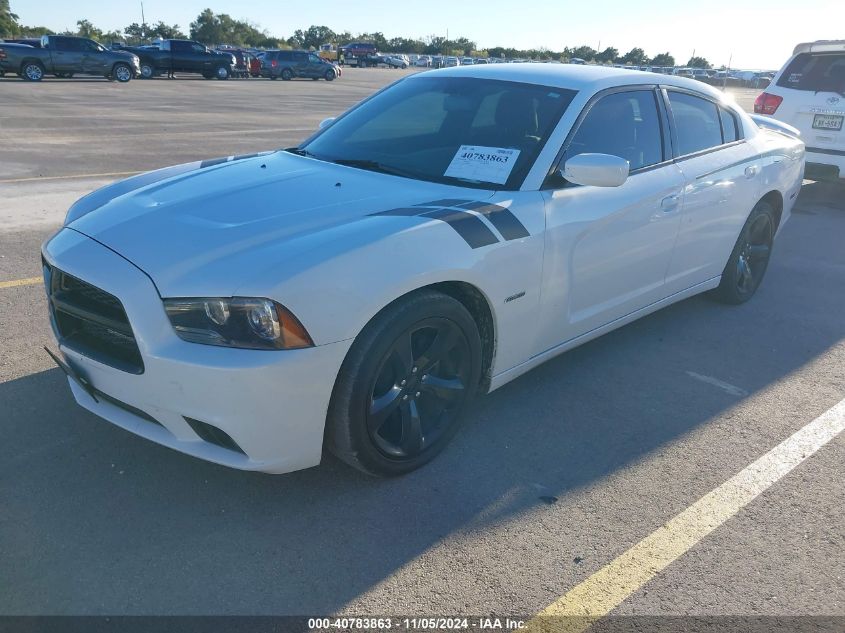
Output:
top-left (163, 297), bottom-right (313, 350)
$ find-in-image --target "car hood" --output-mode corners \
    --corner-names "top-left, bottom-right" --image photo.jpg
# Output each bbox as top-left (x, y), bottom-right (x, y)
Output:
top-left (68, 151), bottom-right (491, 297)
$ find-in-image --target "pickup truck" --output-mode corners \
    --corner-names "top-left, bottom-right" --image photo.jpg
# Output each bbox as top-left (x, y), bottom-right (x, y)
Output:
top-left (123, 39), bottom-right (236, 79)
top-left (0, 35), bottom-right (140, 82)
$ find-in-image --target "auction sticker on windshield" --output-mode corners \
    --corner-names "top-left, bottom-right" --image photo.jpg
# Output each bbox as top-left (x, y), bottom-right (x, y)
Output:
top-left (444, 145), bottom-right (520, 184)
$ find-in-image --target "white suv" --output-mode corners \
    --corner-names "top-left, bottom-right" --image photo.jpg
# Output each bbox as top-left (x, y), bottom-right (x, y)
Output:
top-left (757, 40), bottom-right (845, 181)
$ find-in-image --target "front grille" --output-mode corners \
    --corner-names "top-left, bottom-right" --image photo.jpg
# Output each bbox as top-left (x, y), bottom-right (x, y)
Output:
top-left (45, 264), bottom-right (144, 374)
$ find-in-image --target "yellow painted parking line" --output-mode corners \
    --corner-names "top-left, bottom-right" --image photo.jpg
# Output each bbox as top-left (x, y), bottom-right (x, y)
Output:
top-left (0, 277), bottom-right (42, 289)
top-left (0, 171), bottom-right (138, 184)
top-left (528, 397), bottom-right (845, 633)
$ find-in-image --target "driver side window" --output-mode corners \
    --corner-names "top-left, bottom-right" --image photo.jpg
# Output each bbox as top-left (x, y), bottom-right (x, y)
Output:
top-left (563, 90), bottom-right (664, 173)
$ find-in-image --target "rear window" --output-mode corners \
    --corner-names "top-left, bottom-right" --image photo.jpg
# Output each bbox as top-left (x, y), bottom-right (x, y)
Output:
top-left (668, 92), bottom-right (723, 156)
top-left (719, 107), bottom-right (739, 143)
top-left (776, 53), bottom-right (845, 92)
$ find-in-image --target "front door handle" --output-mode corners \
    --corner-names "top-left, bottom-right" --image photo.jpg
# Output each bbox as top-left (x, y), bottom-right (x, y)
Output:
top-left (661, 194), bottom-right (680, 212)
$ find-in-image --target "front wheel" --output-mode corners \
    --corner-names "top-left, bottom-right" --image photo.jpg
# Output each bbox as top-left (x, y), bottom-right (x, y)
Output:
top-left (215, 66), bottom-right (230, 80)
top-left (112, 63), bottom-right (132, 83)
top-left (712, 201), bottom-right (776, 304)
top-left (21, 62), bottom-right (45, 81)
top-left (139, 63), bottom-right (154, 79)
top-left (325, 68), bottom-right (336, 81)
top-left (326, 290), bottom-right (482, 476)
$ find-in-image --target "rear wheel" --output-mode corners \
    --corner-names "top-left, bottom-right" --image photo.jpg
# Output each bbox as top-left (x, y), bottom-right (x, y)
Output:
top-left (215, 66), bottom-right (230, 80)
top-left (281, 68), bottom-right (293, 81)
top-left (712, 200), bottom-right (776, 304)
top-left (21, 62), bottom-right (45, 81)
top-left (326, 290), bottom-right (482, 476)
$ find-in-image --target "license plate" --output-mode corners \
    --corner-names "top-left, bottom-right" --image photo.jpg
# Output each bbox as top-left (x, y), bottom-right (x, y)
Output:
top-left (812, 114), bottom-right (843, 130)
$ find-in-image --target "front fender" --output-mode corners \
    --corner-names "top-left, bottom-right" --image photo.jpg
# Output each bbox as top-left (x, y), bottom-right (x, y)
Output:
top-left (236, 205), bottom-right (546, 377)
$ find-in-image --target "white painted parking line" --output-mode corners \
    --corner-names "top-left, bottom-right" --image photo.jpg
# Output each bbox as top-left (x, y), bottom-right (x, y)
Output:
top-left (528, 396), bottom-right (845, 633)
top-left (686, 371), bottom-right (748, 397)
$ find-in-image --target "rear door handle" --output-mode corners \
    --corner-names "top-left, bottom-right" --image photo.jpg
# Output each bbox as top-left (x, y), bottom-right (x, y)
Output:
top-left (745, 165), bottom-right (760, 179)
top-left (661, 194), bottom-right (680, 212)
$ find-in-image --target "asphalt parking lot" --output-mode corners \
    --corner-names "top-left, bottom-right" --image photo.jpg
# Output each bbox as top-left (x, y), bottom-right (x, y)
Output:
top-left (0, 71), bottom-right (843, 627)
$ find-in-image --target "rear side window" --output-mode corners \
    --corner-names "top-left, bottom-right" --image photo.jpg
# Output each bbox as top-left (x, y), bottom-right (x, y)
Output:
top-left (719, 107), bottom-right (739, 143)
top-left (564, 90), bottom-right (664, 171)
top-left (668, 92), bottom-right (722, 156)
top-left (776, 53), bottom-right (845, 92)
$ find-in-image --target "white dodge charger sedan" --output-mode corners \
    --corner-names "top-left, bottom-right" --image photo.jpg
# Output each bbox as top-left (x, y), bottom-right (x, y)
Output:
top-left (42, 65), bottom-right (805, 476)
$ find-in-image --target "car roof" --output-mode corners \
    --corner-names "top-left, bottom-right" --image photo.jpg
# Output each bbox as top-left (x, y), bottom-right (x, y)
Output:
top-left (792, 40), bottom-right (845, 55)
top-left (416, 63), bottom-right (724, 98)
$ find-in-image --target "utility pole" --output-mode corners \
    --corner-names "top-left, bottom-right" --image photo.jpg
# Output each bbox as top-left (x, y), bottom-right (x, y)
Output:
top-left (140, 1), bottom-right (146, 38)
top-left (723, 53), bottom-right (732, 90)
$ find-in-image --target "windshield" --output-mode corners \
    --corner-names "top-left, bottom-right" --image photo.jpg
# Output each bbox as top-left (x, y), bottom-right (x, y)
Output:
top-left (300, 76), bottom-right (576, 190)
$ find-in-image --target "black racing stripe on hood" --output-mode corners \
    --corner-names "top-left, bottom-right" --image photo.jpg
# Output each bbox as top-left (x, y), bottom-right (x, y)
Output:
top-left (413, 198), bottom-right (472, 208)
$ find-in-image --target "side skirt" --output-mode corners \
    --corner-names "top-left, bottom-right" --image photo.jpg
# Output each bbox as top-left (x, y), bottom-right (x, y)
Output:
top-left (488, 276), bottom-right (721, 392)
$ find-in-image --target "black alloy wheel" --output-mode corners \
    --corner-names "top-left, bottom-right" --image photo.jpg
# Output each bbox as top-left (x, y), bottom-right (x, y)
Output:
top-left (366, 317), bottom-right (472, 459)
top-left (713, 200), bottom-right (776, 304)
top-left (735, 213), bottom-right (773, 295)
top-left (326, 290), bottom-right (482, 476)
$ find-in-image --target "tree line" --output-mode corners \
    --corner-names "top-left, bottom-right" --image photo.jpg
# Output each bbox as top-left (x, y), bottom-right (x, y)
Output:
top-left (0, 2), bottom-right (713, 68)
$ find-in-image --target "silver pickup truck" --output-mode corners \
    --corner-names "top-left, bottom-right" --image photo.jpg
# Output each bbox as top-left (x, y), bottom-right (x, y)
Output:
top-left (0, 35), bottom-right (140, 82)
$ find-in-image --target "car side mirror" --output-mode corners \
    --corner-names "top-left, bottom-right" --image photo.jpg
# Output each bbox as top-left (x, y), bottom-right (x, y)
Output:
top-left (562, 153), bottom-right (630, 187)
top-left (318, 117), bottom-right (336, 130)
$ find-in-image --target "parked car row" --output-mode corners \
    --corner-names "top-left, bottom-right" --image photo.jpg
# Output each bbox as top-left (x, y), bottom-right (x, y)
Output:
top-left (0, 35), bottom-right (140, 81)
top-left (0, 35), bottom-right (343, 82)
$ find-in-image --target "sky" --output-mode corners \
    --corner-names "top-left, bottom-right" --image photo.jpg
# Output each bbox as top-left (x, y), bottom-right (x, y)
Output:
top-left (11, 0), bottom-right (843, 70)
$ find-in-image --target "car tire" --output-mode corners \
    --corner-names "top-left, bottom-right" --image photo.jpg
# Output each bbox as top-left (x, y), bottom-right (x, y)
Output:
top-left (325, 68), bottom-right (336, 81)
top-left (140, 63), bottom-right (154, 79)
top-left (712, 200), bottom-right (776, 304)
top-left (281, 68), bottom-right (293, 81)
top-left (215, 66), bottom-right (230, 80)
top-left (112, 63), bottom-right (132, 83)
top-left (326, 289), bottom-right (482, 477)
top-left (21, 61), bottom-right (45, 82)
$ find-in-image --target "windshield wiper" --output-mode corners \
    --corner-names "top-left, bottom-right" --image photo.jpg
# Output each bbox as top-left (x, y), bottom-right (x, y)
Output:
top-left (331, 159), bottom-right (417, 178)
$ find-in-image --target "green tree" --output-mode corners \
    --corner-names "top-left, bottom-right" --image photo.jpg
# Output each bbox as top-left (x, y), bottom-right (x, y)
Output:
top-left (595, 46), bottom-right (619, 64)
top-left (123, 22), bottom-right (148, 42)
top-left (650, 52), bottom-right (675, 67)
top-left (150, 21), bottom-right (186, 40)
top-left (75, 19), bottom-right (103, 40)
top-left (19, 24), bottom-right (52, 37)
top-left (687, 55), bottom-right (711, 68)
top-left (293, 25), bottom-right (336, 50)
top-left (0, 0), bottom-right (20, 37)
top-left (190, 8), bottom-right (224, 44)
top-left (622, 47), bottom-right (648, 65)
top-left (570, 45), bottom-right (596, 61)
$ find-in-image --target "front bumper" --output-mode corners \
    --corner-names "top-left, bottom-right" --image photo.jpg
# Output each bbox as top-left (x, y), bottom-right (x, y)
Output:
top-left (43, 228), bottom-right (352, 474)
